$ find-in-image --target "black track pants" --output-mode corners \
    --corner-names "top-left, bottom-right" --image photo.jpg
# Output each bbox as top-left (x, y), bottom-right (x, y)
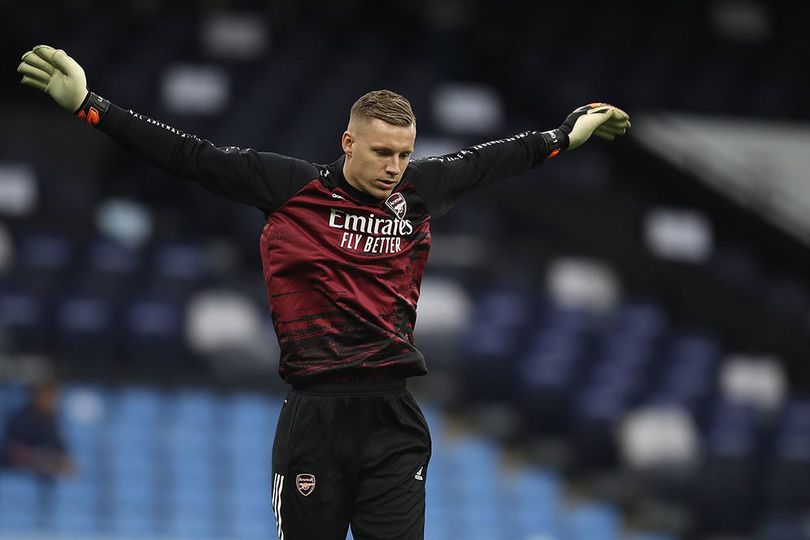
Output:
top-left (270, 379), bottom-right (432, 540)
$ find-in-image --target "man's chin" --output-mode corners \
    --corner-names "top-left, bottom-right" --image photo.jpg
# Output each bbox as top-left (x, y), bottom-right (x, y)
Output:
top-left (368, 181), bottom-right (397, 199)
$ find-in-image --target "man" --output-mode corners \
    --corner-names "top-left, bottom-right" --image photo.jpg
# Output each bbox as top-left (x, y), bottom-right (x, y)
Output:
top-left (18, 45), bottom-right (630, 539)
top-left (1, 377), bottom-right (73, 478)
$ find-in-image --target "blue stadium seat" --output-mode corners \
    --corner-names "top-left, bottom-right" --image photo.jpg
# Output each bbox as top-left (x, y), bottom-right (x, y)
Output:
top-left (759, 511), bottom-right (809, 540)
top-left (614, 301), bottom-right (668, 338)
top-left (629, 534), bottom-right (676, 540)
top-left (171, 389), bottom-right (220, 427)
top-left (508, 468), bottom-right (561, 538)
top-left (164, 425), bottom-right (216, 459)
top-left (225, 496), bottom-right (275, 539)
top-left (170, 462), bottom-right (216, 496)
top-left (167, 506), bottom-right (218, 539)
top-left (126, 298), bottom-right (184, 339)
top-left (653, 332), bottom-right (721, 415)
top-left (0, 382), bottom-right (28, 416)
top-left (767, 401), bottom-right (810, 510)
top-left (112, 386), bottom-right (167, 423)
top-left (698, 400), bottom-right (760, 533)
top-left (153, 241), bottom-right (207, 282)
top-left (52, 477), bottom-right (97, 510)
top-left (82, 237), bottom-right (142, 294)
top-left (51, 478), bottom-right (99, 535)
top-left (452, 437), bottom-right (499, 474)
top-left (225, 393), bottom-right (279, 434)
top-left (0, 473), bottom-right (42, 532)
top-left (105, 423), bottom-right (157, 456)
top-left (15, 232), bottom-right (74, 293)
top-left (171, 475), bottom-right (216, 506)
top-left (230, 467), bottom-right (268, 502)
top-left (225, 433), bottom-right (272, 465)
top-left (107, 506), bottom-right (159, 537)
top-left (0, 288), bottom-right (46, 350)
top-left (461, 289), bottom-right (535, 400)
top-left (566, 503), bottom-right (621, 540)
top-left (146, 241), bottom-right (208, 301)
top-left (0, 472), bottom-right (39, 503)
top-left (55, 293), bottom-right (116, 360)
top-left (51, 500), bottom-right (99, 536)
top-left (109, 453), bottom-right (158, 487)
top-left (572, 387), bottom-right (631, 466)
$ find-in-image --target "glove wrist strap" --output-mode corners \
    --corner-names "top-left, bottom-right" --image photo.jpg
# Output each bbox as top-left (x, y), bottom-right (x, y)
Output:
top-left (75, 91), bottom-right (109, 126)
top-left (540, 128), bottom-right (569, 159)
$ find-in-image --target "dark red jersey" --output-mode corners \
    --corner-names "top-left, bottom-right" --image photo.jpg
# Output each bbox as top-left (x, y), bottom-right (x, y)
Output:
top-left (91, 95), bottom-right (554, 383)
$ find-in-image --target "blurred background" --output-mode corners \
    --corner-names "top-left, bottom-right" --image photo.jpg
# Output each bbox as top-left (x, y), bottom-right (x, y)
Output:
top-left (1, 0), bottom-right (810, 539)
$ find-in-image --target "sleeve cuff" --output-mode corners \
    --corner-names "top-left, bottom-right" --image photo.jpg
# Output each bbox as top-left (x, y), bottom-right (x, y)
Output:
top-left (540, 129), bottom-right (569, 158)
top-left (74, 91), bottom-right (110, 127)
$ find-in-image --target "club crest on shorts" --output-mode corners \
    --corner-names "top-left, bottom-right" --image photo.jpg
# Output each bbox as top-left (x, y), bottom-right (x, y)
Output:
top-left (385, 192), bottom-right (407, 219)
top-left (296, 473), bottom-right (316, 496)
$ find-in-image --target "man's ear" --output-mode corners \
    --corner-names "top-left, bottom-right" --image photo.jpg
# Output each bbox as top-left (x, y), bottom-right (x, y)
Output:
top-left (341, 130), bottom-right (353, 158)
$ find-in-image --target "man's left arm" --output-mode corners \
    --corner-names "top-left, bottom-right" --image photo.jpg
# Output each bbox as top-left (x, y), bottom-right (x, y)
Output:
top-left (409, 103), bottom-right (630, 217)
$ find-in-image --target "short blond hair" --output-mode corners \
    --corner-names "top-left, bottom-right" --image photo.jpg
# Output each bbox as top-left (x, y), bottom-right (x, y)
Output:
top-left (350, 89), bottom-right (415, 127)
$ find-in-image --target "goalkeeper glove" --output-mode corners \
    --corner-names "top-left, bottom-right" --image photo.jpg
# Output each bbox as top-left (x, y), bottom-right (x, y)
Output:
top-left (18, 45), bottom-right (88, 114)
top-left (542, 103), bottom-right (631, 157)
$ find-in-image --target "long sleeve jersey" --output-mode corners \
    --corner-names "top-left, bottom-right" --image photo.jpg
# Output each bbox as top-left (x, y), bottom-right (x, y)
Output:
top-left (82, 93), bottom-right (554, 383)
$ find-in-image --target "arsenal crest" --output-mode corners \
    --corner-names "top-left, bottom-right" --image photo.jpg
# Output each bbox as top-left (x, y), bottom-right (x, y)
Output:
top-left (385, 192), bottom-right (407, 220)
top-left (296, 473), bottom-right (316, 496)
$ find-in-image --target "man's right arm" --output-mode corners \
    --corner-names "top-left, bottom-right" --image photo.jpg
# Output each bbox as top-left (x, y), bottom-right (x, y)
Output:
top-left (18, 45), bottom-right (315, 214)
top-left (86, 93), bottom-right (314, 213)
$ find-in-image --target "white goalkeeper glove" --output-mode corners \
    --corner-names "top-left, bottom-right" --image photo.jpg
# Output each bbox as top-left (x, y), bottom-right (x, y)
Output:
top-left (562, 103), bottom-right (631, 150)
top-left (18, 45), bottom-right (88, 113)
top-left (542, 102), bottom-right (631, 157)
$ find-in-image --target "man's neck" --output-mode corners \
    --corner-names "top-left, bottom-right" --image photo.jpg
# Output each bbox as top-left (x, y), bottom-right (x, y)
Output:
top-left (341, 158), bottom-right (363, 193)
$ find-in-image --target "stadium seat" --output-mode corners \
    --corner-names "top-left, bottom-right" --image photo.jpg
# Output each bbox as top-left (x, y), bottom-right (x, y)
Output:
top-left (171, 388), bottom-right (221, 427)
top-left (0, 287), bottom-right (47, 350)
top-left (111, 386), bottom-right (167, 423)
top-left (225, 393), bottom-right (279, 431)
top-left (766, 400), bottom-right (810, 510)
top-left (461, 289), bottom-right (534, 400)
top-left (107, 506), bottom-right (159, 537)
top-left (14, 232), bottom-right (74, 294)
top-left (759, 511), bottom-right (809, 540)
top-left (224, 495), bottom-right (275, 539)
top-left (566, 503), bottom-right (621, 540)
top-left (697, 400), bottom-right (760, 533)
top-left (507, 468), bottom-right (562, 538)
top-left (51, 501), bottom-right (99, 536)
top-left (54, 293), bottom-right (116, 362)
top-left (0, 382), bottom-right (28, 416)
top-left (0, 473), bottom-right (42, 532)
top-left (51, 479), bottom-right (99, 535)
top-left (124, 297), bottom-right (186, 364)
top-left (166, 506), bottom-right (218, 539)
top-left (147, 241), bottom-right (208, 301)
top-left (82, 237), bottom-right (142, 295)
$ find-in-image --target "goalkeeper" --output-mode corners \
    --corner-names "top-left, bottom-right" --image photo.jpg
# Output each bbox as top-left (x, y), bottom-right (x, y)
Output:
top-left (19, 45), bottom-right (630, 540)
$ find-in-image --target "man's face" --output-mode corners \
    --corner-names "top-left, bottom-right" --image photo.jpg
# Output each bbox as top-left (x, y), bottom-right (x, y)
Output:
top-left (342, 117), bottom-right (416, 200)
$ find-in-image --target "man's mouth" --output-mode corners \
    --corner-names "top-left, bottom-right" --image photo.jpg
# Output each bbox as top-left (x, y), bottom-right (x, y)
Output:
top-left (375, 179), bottom-right (397, 188)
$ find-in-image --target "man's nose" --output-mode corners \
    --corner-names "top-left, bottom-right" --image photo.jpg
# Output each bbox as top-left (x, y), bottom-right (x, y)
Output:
top-left (386, 157), bottom-right (400, 176)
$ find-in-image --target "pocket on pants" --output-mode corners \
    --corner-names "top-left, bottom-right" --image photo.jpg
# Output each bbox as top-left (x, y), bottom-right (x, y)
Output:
top-left (272, 392), bottom-right (300, 470)
top-left (401, 391), bottom-right (432, 456)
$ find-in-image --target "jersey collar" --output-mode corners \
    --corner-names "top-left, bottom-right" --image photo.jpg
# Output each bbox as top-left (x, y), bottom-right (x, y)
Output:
top-left (331, 156), bottom-right (386, 207)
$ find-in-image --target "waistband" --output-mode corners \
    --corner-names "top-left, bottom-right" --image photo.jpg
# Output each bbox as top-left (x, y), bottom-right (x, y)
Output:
top-left (291, 378), bottom-right (407, 395)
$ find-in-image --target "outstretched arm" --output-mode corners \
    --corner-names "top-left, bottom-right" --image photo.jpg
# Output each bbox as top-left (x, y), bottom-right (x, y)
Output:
top-left (17, 45), bottom-right (315, 214)
top-left (408, 103), bottom-right (631, 216)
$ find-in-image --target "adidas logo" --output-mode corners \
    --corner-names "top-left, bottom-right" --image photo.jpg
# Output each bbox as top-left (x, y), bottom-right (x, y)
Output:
top-left (414, 467), bottom-right (424, 481)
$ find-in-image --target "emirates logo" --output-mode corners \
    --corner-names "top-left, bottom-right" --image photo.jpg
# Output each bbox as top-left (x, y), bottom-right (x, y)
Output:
top-left (296, 473), bottom-right (316, 496)
top-left (385, 192), bottom-right (407, 220)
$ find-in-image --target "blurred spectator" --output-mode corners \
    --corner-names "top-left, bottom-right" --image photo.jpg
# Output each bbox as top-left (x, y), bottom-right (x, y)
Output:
top-left (1, 378), bottom-right (73, 478)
